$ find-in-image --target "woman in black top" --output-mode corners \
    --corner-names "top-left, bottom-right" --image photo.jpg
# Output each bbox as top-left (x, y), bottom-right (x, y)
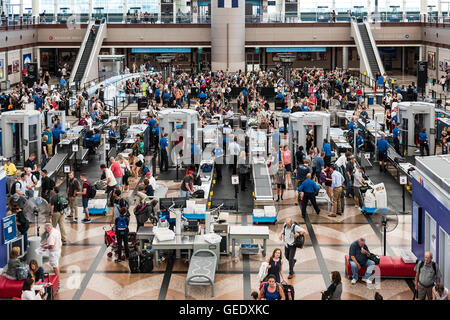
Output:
top-left (28, 259), bottom-right (45, 283)
top-left (115, 208), bottom-right (130, 263)
top-left (266, 248), bottom-right (286, 284)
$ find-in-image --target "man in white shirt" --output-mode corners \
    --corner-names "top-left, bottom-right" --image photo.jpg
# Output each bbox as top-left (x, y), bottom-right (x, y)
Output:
top-left (41, 223), bottom-right (62, 278)
top-left (279, 218), bottom-right (306, 279)
top-left (228, 136), bottom-right (241, 174)
top-left (100, 164), bottom-right (117, 205)
top-left (329, 165), bottom-right (346, 217)
top-left (145, 172), bottom-right (157, 191)
top-left (24, 168), bottom-right (38, 198)
top-left (335, 151), bottom-right (351, 175)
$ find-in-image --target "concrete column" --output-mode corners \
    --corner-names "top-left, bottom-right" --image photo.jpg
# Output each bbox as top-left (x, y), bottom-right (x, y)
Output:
top-left (88, 0), bottom-right (93, 20)
top-left (342, 46), bottom-right (348, 70)
top-left (54, 0), bottom-right (58, 21)
top-left (331, 47), bottom-right (336, 70)
top-left (297, 0), bottom-right (301, 22)
top-left (436, 47), bottom-right (439, 80)
top-left (211, 0), bottom-right (245, 72)
top-left (262, 0), bottom-right (268, 22)
top-left (192, 0), bottom-right (198, 23)
top-left (32, 0), bottom-right (39, 17)
top-left (70, 0), bottom-right (75, 15)
top-left (19, 0), bottom-right (23, 17)
top-left (374, 0), bottom-right (379, 21)
top-left (402, 46), bottom-right (405, 74)
top-left (158, 0), bottom-right (161, 23)
top-left (281, 0), bottom-right (285, 22)
top-left (332, 0), bottom-right (336, 11)
top-left (419, 45), bottom-right (424, 61)
top-left (111, 48), bottom-right (116, 55)
top-left (123, 0), bottom-right (127, 22)
top-left (420, 0), bottom-right (427, 21)
top-left (173, 1), bottom-right (176, 23)
top-left (367, 0), bottom-right (372, 21)
top-left (402, 0), bottom-right (406, 21)
top-left (437, 0), bottom-right (442, 22)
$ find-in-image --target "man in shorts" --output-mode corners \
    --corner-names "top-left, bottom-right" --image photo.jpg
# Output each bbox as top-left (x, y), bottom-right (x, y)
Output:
top-left (77, 173), bottom-right (91, 224)
top-left (41, 223), bottom-right (62, 278)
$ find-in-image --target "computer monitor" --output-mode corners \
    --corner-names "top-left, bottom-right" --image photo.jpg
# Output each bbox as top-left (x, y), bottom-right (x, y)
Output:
top-left (159, 197), bottom-right (187, 210)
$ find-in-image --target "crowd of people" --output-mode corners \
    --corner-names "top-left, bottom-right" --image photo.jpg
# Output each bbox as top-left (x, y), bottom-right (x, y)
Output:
top-left (1, 63), bottom-right (448, 301)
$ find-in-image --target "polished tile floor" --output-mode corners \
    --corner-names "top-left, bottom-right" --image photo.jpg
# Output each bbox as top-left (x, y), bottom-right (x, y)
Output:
top-left (28, 174), bottom-right (415, 301)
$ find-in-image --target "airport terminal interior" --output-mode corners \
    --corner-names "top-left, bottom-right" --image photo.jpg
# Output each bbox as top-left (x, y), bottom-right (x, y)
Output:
top-left (0, 0), bottom-right (449, 302)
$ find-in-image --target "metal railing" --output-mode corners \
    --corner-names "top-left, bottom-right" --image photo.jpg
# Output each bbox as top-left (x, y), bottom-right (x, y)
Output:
top-left (1, 12), bottom-right (450, 27)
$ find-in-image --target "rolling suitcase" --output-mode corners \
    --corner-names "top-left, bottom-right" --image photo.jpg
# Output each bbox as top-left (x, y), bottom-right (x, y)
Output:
top-left (128, 250), bottom-right (140, 273)
top-left (139, 250), bottom-right (154, 273)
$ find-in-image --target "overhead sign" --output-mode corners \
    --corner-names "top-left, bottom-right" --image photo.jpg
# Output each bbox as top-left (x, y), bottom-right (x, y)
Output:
top-left (131, 48), bottom-right (191, 53)
top-left (2, 215), bottom-right (17, 244)
top-left (266, 47), bottom-right (327, 53)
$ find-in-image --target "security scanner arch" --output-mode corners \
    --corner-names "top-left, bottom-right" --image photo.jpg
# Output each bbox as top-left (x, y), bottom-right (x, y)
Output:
top-left (289, 112), bottom-right (331, 158)
top-left (397, 102), bottom-right (435, 157)
top-left (1, 110), bottom-right (42, 166)
top-left (158, 109), bottom-right (200, 166)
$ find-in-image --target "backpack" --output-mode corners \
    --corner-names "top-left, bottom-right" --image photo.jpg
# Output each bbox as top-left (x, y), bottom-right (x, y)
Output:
top-left (201, 163), bottom-right (212, 172)
top-left (128, 250), bottom-right (139, 273)
top-left (418, 260), bottom-right (437, 277)
top-left (86, 184), bottom-right (96, 199)
top-left (192, 189), bottom-right (205, 198)
top-left (10, 181), bottom-right (21, 195)
top-left (16, 265), bottom-right (29, 281)
top-left (142, 166), bottom-right (150, 176)
top-left (48, 178), bottom-right (56, 191)
top-left (282, 222), bottom-right (305, 249)
top-left (116, 215), bottom-right (128, 231)
top-left (54, 195), bottom-right (69, 212)
top-left (139, 250), bottom-right (154, 273)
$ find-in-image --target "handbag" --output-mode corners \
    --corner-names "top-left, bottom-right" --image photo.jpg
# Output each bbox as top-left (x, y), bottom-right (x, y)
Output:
top-left (368, 253), bottom-right (380, 265)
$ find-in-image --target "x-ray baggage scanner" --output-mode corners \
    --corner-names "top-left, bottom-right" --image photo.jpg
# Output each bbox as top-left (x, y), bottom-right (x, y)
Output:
top-left (1, 110), bottom-right (41, 165)
top-left (289, 112), bottom-right (330, 155)
top-left (158, 109), bottom-right (200, 166)
top-left (398, 102), bottom-right (435, 157)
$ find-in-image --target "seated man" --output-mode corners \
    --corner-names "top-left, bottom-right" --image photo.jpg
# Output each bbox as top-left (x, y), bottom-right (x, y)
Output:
top-left (349, 237), bottom-right (375, 285)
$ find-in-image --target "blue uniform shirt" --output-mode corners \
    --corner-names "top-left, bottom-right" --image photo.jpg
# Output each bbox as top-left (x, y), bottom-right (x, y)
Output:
top-left (356, 135), bottom-right (364, 148)
top-left (348, 121), bottom-right (355, 132)
top-left (160, 137), bottom-right (168, 151)
top-left (297, 179), bottom-right (319, 193)
top-left (108, 129), bottom-right (117, 139)
top-left (155, 89), bottom-right (161, 97)
top-left (377, 138), bottom-right (389, 152)
top-left (316, 156), bottom-right (325, 173)
top-left (148, 118), bottom-right (157, 128)
top-left (418, 132), bottom-right (428, 142)
top-left (52, 128), bottom-right (65, 140)
top-left (322, 143), bottom-right (332, 157)
top-left (391, 115), bottom-right (398, 124)
top-left (393, 127), bottom-right (400, 139)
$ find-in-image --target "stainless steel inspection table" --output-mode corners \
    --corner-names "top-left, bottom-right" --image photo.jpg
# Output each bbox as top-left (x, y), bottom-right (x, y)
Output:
top-left (229, 225), bottom-right (270, 257)
top-left (136, 226), bottom-right (155, 251)
top-left (152, 235), bottom-right (196, 267)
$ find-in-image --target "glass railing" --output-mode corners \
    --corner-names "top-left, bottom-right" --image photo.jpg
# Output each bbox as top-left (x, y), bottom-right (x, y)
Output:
top-left (1, 12), bottom-right (450, 27)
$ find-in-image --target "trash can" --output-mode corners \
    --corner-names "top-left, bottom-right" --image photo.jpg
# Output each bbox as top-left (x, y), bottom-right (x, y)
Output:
top-left (27, 236), bottom-right (43, 266)
top-left (367, 94), bottom-right (374, 105)
top-left (375, 93), bottom-right (383, 105)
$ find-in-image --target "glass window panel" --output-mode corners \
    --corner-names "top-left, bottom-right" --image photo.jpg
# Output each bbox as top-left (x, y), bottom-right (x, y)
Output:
top-left (40, 0), bottom-right (55, 14)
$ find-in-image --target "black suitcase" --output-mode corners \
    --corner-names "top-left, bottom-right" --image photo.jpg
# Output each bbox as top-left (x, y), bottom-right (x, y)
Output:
top-left (139, 251), bottom-right (154, 273)
top-left (128, 250), bottom-right (140, 273)
top-left (394, 156), bottom-right (406, 164)
top-left (192, 190), bottom-right (205, 198)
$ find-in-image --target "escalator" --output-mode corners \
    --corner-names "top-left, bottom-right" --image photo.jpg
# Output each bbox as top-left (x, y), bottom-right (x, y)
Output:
top-left (69, 20), bottom-right (107, 88)
top-left (73, 25), bottom-right (98, 83)
top-left (351, 20), bottom-right (385, 80)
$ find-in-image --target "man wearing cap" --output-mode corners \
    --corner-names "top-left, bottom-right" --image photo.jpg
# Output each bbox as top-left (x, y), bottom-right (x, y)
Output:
top-left (180, 170), bottom-right (194, 198)
top-left (145, 171), bottom-right (157, 191)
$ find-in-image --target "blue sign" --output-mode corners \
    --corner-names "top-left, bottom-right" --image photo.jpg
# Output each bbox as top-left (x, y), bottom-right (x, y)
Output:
top-left (405, 34), bottom-right (409, 39)
top-left (131, 48), bottom-right (191, 53)
top-left (266, 47), bottom-right (327, 53)
top-left (378, 76), bottom-right (384, 85)
top-left (2, 215), bottom-right (17, 244)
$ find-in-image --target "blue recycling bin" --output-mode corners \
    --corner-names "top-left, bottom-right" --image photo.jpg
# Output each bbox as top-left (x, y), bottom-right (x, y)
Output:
top-left (367, 95), bottom-right (374, 105)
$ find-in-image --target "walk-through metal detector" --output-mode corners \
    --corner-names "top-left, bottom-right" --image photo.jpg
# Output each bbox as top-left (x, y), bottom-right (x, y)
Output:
top-left (1, 110), bottom-right (41, 166)
top-left (158, 109), bottom-right (199, 166)
top-left (289, 112), bottom-right (330, 156)
top-left (46, 110), bottom-right (67, 130)
top-left (397, 102), bottom-right (435, 156)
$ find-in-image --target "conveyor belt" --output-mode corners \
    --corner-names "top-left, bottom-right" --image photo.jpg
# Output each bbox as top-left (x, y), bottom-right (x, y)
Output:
top-left (252, 162), bottom-right (273, 201)
top-left (43, 152), bottom-right (68, 179)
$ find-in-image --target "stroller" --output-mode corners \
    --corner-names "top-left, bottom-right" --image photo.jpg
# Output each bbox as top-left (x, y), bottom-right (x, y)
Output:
top-left (104, 225), bottom-right (138, 259)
